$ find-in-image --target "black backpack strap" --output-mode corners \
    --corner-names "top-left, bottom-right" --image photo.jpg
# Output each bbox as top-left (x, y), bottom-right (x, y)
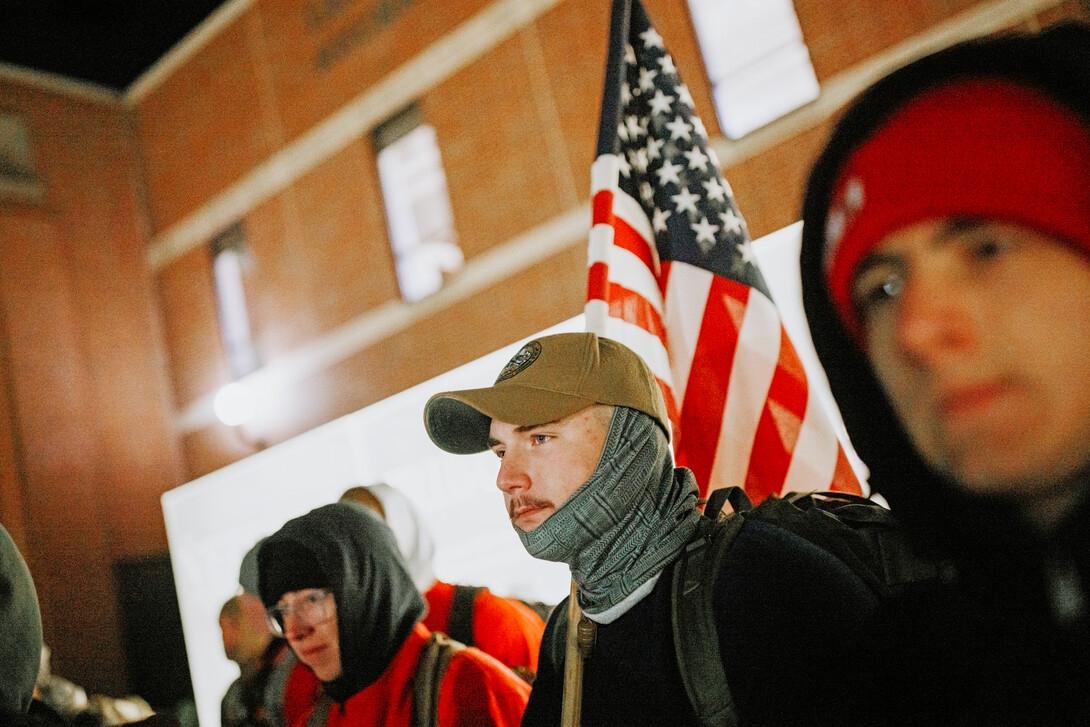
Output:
top-left (671, 515), bottom-right (746, 727)
top-left (264, 646), bottom-right (294, 727)
top-left (705, 486), bottom-right (753, 518)
top-left (305, 691), bottom-right (332, 727)
top-left (447, 585), bottom-right (482, 647)
top-left (545, 594), bottom-right (570, 672)
top-left (412, 631), bottom-right (465, 727)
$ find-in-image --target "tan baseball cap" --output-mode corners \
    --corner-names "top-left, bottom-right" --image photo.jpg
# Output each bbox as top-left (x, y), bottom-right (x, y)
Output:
top-left (424, 332), bottom-right (671, 454)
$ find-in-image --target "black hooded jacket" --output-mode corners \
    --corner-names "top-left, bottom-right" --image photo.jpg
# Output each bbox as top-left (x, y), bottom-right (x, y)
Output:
top-left (799, 23), bottom-right (1090, 724)
top-left (257, 504), bottom-right (426, 704)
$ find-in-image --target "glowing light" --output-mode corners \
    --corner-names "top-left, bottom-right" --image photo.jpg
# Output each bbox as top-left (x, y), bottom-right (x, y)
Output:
top-left (214, 382), bottom-right (256, 426)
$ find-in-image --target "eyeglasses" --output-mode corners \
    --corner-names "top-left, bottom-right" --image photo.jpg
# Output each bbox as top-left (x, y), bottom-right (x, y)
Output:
top-left (265, 588), bottom-right (334, 637)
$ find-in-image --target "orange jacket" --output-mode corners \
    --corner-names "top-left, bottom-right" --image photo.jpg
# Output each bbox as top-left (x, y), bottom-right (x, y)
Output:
top-left (423, 582), bottom-right (544, 673)
top-left (283, 623), bottom-right (529, 727)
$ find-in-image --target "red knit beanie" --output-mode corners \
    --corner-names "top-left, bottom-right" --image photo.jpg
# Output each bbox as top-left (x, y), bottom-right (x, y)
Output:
top-left (823, 77), bottom-right (1090, 338)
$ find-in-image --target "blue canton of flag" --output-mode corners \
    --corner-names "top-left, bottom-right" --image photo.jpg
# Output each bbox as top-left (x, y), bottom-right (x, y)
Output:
top-left (610, 1), bottom-right (767, 297)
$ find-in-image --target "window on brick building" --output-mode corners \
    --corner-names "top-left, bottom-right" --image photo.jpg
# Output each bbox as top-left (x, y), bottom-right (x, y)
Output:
top-left (687, 0), bottom-right (819, 139)
top-left (374, 104), bottom-right (463, 302)
top-left (0, 111), bottom-right (41, 199)
top-left (211, 222), bottom-right (260, 379)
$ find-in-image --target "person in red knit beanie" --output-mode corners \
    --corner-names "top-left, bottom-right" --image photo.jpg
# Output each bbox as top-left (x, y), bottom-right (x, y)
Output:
top-left (799, 22), bottom-right (1090, 724)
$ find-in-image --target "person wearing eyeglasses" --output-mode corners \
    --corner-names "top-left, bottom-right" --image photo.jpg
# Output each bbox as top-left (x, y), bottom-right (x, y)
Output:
top-left (256, 503), bottom-right (530, 727)
top-left (338, 483), bottom-right (546, 681)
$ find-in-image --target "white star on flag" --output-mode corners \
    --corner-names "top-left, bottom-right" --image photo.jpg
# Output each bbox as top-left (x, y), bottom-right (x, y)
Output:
top-left (720, 208), bottom-right (743, 234)
top-left (656, 159), bottom-right (682, 186)
top-left (639, 26), bottom-right (663, 49)
top-left (638, 66), bottom-right (658, 91)
top-left (684, 146), bottom-right (710, 171)
top-left (692, 216), bottom-right (719, 250)
top-left (648, 89), bottom-right (675, 115)
top-left (671, 187), bottom-right (700, 215)
top-left (691, 114), bottom-right (707, 139)
top-left (702, 177), bottom-right (727, 202)
top-left (640, 181), bottom-right (655, 204)
top-left (646, 136), bottom-right (665, 161)
top-left (665, 115), bottom-right (692, 141)
top-left (652, 207), bottom-right (671, 233)
top-left (617, 153), bottom-right (632, 177)
top-left (675, 83), bottom-right (694, 109)
top-left (737, 238), bottom-right (756, 265)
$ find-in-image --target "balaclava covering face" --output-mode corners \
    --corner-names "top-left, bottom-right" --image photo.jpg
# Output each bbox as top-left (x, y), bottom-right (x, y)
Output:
top-left (517, 406), bottom-right (701, 615)
top-left (258, 504), bottom-right (426, 703)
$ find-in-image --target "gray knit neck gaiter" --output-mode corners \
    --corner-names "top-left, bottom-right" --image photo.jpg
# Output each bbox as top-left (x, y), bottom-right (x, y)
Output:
top-left (516, 407), bottom-right (701, 615)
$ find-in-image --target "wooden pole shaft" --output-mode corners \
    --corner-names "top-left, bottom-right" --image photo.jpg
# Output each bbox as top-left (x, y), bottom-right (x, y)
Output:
top-left (560, 578), bottom-right (583, 727)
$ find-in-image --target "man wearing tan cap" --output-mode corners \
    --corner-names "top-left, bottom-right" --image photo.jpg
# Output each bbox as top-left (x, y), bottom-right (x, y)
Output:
top-left (425, 332), bottom-right (879, 725)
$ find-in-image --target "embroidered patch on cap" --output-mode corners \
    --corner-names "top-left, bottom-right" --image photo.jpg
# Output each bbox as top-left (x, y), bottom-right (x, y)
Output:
top-left (495, 341), bottom-right (541, 383)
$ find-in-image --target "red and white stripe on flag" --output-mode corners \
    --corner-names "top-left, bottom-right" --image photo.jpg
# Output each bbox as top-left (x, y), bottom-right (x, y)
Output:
top-left (586, 153), bottom-right (861, 501)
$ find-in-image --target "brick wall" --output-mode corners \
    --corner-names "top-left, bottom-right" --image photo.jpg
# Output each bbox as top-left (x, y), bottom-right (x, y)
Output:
top-left (136, 0), bottom-right (1088, 481)
top-left (0, 81), bottom-right (182, 695)
top-left (1, 0), bottom-right (1086, 699)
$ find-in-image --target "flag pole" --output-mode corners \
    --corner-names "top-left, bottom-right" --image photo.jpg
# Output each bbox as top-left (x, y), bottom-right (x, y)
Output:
top-left (562, 1), bottom-right (633, 725)
top-left (560, 579), bottom-right (583, 727)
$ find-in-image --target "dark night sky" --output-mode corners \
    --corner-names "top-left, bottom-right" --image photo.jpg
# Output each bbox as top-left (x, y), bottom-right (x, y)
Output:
top-left (0, 1), bottom-right (228, 91)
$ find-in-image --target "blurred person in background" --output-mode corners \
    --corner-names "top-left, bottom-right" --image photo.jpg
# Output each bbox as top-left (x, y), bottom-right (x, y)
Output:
top-left (799, 22), bottom-right (1090, 723)
top-left (1, 522), bottom-right (49, 725)
top-left (219, 593), bottom-right (289, 727)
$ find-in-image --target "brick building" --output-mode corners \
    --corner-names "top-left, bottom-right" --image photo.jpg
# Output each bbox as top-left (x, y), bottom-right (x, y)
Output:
top-left (0, 0), bottom-right (1086, 704)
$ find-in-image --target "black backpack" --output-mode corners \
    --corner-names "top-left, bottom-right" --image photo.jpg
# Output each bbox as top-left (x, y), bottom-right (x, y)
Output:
top-left (446, 584), bottom-right (554, 649)
top-left (549, 486), bottom-right (942, 727)
top-left (445, 585), bottom-right (482, 648)
top-left (411, 631), bottom-right (465, 727)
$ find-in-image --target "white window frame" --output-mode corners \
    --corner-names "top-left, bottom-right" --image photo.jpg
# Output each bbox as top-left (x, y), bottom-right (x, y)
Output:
top-left (375, 106), bottom-right (463, 302)
top-left (211, 223), bottom-right (260, 378)
top-left (687, 0), bottom-right (820, 139)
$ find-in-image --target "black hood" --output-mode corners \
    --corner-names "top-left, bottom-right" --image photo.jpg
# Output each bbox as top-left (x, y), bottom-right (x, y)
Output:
top-left (257, 503), bottom-right (425, 702)
top-left (798, 23), bottom-right (1090, 553)
top-left (0, 524), bottom-right (42, 714)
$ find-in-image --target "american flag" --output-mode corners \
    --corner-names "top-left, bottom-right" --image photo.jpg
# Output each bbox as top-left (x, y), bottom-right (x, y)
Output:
top-left (585, 0), bottom-right (861, 502)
